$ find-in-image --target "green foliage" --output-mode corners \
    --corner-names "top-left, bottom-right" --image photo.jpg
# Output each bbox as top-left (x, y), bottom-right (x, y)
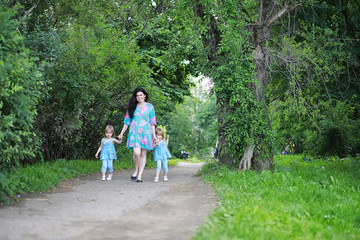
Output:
top-left (163, 83), bottom-right (217, 158)
top-left (269, 1), bottom-right (360, 158)
top-left (190, 0), bottom-right (274, 167)
top-left (306, 101), bottom-right (359, 157)
top-left (2, 0), bottom-right (197, 164)
top-left (0, 4), bottom-right (41, 172)
top-left (195, 155), bottom-right (360, 239)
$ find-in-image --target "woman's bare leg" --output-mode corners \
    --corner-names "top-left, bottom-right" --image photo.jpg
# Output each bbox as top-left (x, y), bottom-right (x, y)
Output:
top-left (132, 148), bottom-right (141, 177)
top-left (137, 148), bottom-right (147, 180)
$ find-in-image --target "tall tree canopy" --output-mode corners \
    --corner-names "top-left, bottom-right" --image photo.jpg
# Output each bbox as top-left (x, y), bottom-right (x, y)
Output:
top-left (1, 0), bottom-right (359, 173)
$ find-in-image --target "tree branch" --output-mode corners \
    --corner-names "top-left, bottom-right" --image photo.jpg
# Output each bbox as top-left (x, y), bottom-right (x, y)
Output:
top-left (22, 0), bottom-right (41, 21)
top-left (264, 3), bottom-right (301, 28)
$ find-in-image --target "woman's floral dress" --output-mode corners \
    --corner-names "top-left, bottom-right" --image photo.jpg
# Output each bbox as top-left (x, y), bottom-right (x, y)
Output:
top-left (124, 102), bottom-right (157, 150)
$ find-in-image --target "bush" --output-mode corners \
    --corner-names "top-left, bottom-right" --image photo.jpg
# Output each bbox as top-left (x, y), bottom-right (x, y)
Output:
top-left (306, 101), bottom-right (359, 157)
top-left (0, 4), bottom-right (41, 173)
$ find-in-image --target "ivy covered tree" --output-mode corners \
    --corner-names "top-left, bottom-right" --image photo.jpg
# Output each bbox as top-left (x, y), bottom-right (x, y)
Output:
top-left (168, 0), bottom-right (301, 170)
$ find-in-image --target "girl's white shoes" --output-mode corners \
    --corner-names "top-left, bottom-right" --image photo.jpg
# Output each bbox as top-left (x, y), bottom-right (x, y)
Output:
top-left (154, 176), bottom-right (168, 182)
top-left (102, 174), bottom-right (112, 181)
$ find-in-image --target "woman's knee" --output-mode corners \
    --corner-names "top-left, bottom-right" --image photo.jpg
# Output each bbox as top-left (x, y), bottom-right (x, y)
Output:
top-left (133, 149), bottom-right (141, 158)
top-left (140, 149), bottom-right (147, 158)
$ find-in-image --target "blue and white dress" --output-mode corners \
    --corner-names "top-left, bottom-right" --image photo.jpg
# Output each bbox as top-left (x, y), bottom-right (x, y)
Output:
top-left (100, 138), bottom-right (117, 160)
top-left (154, 140), bottom-right (171, 161)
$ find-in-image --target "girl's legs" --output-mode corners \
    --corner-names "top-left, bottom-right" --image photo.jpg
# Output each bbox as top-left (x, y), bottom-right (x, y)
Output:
top-left (163, 159), bottom-right (168, 181)
top-left (154, 160), bottom-right (161, 182)
top-left (101, 160), bottom-right (107, 180)
top-left (107, 159), bottom-right (113, 180)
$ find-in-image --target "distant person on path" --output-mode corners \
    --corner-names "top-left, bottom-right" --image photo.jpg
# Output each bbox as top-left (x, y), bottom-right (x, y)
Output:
top-left (282, 138), bottom-right (294, 155)
top-left (95, 125), bottom-right (121, 181)
top-left (118, 87), bottom-right (157, 182)
top-left (214, 139), bottom-right (219, 159)
top-left (153, 128), bottom-right (171, 183)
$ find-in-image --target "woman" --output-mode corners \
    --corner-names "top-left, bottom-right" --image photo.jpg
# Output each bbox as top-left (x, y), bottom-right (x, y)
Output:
top-left (118, 87), bottom-right (157, 182)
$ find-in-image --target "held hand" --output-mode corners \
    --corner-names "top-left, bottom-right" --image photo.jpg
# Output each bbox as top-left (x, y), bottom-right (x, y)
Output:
top-left (95, 153), bottom-right (98, 158)
top-left (118, 134), bottom-right (123, 144)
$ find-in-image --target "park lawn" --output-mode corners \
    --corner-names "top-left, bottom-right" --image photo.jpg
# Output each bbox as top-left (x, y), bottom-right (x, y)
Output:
top-left (169, 157), bottom-right (206, 165)
top-left (193, 155), bottom-right (360, 240)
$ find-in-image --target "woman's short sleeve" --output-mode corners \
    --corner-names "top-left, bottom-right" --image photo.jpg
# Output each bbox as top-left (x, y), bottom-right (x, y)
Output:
top-left (150, 104), bottom-right (157, 125)
top-left (124, 111), bottom-right (131, 125)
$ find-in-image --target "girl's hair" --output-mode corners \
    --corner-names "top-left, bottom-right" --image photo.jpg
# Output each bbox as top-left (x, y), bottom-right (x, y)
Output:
top-left (155, 127), bottom-right (164, 139)
top-left (128, 87), bottom-right (148, 120)
top-left (104, 125), bottom-right (116, 137)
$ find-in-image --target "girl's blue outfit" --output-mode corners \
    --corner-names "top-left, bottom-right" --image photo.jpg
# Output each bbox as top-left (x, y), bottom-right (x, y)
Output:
top-left (100, 138), bottom-right (117, 173)
top-left (154, 140), bottom-right (171, 172)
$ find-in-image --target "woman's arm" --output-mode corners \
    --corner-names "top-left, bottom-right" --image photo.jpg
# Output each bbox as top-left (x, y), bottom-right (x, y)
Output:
top-left (151, 124), bottom-right (157, 143)
top-left (118, 124), bottom-right (128, 143)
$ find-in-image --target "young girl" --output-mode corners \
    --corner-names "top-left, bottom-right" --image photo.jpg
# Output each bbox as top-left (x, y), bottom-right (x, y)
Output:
top-left (153, 128), bottom-right (171, 182)
top-left (95, 125), bottom-right (121, 181)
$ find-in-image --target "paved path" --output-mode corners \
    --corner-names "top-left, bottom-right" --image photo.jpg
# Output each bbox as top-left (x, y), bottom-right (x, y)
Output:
top-left (0, 162), bottom-right (217, 240)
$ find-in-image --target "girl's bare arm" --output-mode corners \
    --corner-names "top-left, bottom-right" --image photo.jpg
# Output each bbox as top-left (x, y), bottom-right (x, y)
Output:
top-left (95, 140), bottom-right (103, 158)
top-left (166, 135), bottom-right (170, 146)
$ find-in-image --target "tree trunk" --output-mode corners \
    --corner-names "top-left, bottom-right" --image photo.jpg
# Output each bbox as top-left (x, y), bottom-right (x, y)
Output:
top-left (239, 2), bottom-right (301, 171)
top-left (239, 142), bottom-right (254, 170)
top-left (193, 1), bottom-right (301, 171)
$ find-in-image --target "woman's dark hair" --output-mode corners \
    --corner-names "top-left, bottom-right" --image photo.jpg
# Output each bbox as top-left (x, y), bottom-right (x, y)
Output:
top-left (128, 87), bottom-right (148, 119)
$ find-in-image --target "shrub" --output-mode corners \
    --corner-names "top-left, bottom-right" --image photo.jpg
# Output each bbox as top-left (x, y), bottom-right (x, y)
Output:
top-left (0, 4), bottom-right (41, 173)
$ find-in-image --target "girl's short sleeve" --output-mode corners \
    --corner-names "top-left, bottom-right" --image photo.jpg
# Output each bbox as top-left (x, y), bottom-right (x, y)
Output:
top-left (150, 104), bottom-right (157, 125)
top-left (124, 111), bottom-right (131, 125)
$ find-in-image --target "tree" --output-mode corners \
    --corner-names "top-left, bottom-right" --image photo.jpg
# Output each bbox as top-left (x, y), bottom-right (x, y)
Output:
top-left (174, 0), bottom-right (301, 170)
top-left (4, 0), bottom-right (198, 162)
top-left (268, 0), bottom-right (360, 157)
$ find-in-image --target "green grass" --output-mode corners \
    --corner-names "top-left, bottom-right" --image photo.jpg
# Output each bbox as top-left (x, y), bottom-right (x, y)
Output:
top-left (193, 155), bottom-right (360, 240)
top-left (169, 157), bottom-right (207, 165)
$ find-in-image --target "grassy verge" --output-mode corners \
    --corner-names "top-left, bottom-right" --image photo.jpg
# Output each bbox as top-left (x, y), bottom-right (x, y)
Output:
top-left (169, 157), bottom-right (207, 165)
top-left (193, 155), bottom-right (360, 240)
